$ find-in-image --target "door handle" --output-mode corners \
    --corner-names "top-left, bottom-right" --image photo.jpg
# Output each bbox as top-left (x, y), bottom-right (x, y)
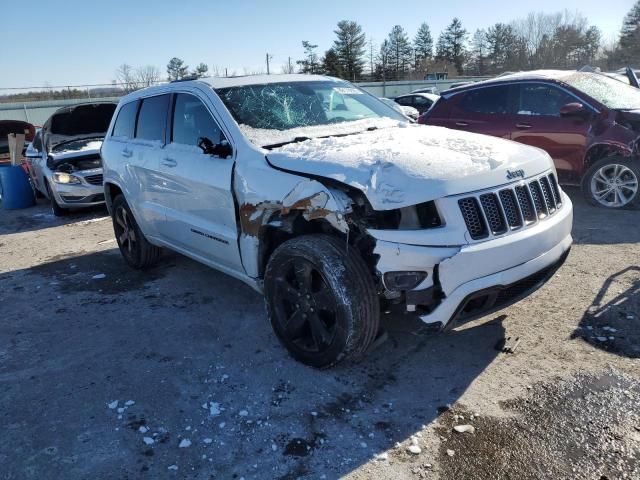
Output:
top-left (515, 123), bottom-right (532, 129)
top-left (455, 121), bottom-right (469, 127)
top-left (121, 148), bottom-right (133, 158)
top-left (162, 158), bottom-right (177, 168)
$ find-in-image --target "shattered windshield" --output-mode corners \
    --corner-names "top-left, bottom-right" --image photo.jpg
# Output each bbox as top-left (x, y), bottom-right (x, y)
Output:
top-left (561, 73), bottom-right (640, 110)
top-left (216, 81), bottom-right (406, 147)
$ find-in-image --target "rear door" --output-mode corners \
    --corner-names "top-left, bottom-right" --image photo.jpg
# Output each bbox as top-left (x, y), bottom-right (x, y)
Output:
top-left (157, 91), bottom-right (242, 270)
top-left (510, 82), bottom-right (593, 175)
top-left (446, 85), bottom-right (516, 139)
top-left (111, 96), bottom-right (168, 237)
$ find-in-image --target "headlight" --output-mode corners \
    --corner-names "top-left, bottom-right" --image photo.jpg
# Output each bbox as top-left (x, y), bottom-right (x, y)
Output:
top-left (52, 172), bottom-right (81, 184)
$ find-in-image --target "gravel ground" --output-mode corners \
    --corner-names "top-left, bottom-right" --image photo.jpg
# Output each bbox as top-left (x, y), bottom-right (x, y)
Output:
top-left (0, 187), bottom-right (638, 479)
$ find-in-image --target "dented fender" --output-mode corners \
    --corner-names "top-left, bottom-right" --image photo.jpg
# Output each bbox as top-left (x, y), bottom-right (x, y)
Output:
top-left (234, 154), bottom-right (353, 279)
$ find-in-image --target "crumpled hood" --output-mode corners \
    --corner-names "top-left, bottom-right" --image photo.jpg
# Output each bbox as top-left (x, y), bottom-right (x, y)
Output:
top-left (267, 124), bottom-right (553, 210)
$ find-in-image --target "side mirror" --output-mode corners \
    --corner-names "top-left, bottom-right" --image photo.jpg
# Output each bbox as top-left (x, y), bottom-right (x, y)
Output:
top-left (198, 137), bottom-right (233, 158)
top-left (560, 102), bottom-right (589, 117)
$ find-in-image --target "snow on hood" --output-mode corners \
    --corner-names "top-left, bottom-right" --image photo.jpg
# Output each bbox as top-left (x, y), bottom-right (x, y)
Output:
top-left (267, 124), bottom-right (553, 210)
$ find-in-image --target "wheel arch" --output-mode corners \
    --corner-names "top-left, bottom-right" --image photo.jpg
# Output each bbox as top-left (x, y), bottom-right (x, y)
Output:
top-left (583, 143), bottom-right (635, 175)
top-left (104, 181), bottom-right (123, 215)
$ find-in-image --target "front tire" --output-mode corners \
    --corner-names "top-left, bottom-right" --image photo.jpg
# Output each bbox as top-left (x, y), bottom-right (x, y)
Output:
top-left (582, 157), bottom-right (640, 209)
top-left (264, 235), bottom-right (380, 368)
top-left (111, 194), bottom-right (160, 269)
top-left (46, 181), bottom-right (68, 217)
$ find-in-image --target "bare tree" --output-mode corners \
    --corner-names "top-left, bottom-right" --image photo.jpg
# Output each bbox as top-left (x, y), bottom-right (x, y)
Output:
top-left (135, 65), bottom-right (161, 87)
top-left (115, 64), bottom-right (138, 92)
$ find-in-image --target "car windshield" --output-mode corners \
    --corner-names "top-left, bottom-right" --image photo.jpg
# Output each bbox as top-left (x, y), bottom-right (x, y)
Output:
top-left (561, 73), bottom-right (640, 110)
top-left (216, 80), bottom-right (406, 147)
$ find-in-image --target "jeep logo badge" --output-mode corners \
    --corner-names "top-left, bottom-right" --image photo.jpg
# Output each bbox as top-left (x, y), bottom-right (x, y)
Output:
top-left (506, 169), bottom-right (525, 180)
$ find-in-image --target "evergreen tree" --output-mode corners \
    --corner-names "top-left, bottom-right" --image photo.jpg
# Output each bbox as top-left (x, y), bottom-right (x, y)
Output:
top-left (321, 48), bottom-right (343, 78)
top-left (469, 29), bottom-right (488, 75)
top-left (333, 20), bottom-right (367, 80)
top-left (617, 0), bottom-right (640, 65)
top-left (386, 25), bottom-right (413, 80)
top-left (485, 23), bottom-right (522, 73)
top-left (297, 41), bottom-right (320, 74)
top-left (192, 63), bottom-right (209, 78)
top-left (414, 22), bottom-right (434, 65)
top-left (167, 57), bottom-right (189, 81)
top-left (436, 18), bottom-right (468, 75)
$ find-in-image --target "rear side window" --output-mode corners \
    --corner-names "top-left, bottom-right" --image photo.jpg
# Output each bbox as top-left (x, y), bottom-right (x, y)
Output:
top-left (171, 94), bottom-right (224, 146)
top-left (459, 86), bottom-right (510, 114)
top-left (396, 97), bottom-right (413, 107)
top-left (136, 95), bottom-right (170, 142)
top-left (112, 101), bottom-right (138, 138)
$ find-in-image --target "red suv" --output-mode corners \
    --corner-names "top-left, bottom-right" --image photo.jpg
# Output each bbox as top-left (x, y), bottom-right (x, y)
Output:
top-left (419, 71), bottom-right (640, 209)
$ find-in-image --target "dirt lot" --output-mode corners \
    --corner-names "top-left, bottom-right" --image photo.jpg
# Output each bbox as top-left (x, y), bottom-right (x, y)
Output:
top-left (1, 188), bottom-right (639, 480)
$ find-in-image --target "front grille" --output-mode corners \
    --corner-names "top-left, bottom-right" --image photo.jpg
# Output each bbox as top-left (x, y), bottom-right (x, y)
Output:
top-left (84, 174), bottom-right (103, 185)
top-left (458, 172), bottom-right (563, 241)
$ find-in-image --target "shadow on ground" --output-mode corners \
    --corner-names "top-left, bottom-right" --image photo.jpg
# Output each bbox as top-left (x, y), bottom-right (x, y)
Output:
top-left (0, 250), bottom-right (505, 479)
top-left (567, 187), bottom-right (640, 245)
top-left (0, 199), bottom-right (108, 235)
top-left (571, 266), bottom-right (640, 358)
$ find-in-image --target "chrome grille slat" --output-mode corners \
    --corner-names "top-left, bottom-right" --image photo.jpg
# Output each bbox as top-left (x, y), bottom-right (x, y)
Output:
top-left (479, 193), bottom-right (507, 235)
top-left (539, 176), bottom-right (556, 213)
top-left (548, 173), bottom-right (562, 206)
top-left (458, 172), bottom-right (562, 241)
top-left (499, 189), bottom-right (523, 229)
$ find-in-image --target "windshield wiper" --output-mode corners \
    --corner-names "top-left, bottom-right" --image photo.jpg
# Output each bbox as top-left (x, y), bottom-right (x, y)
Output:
top-left (263, 126), bottom-right (381, 150)
top-left (263, 136), bottom-right (311, 150)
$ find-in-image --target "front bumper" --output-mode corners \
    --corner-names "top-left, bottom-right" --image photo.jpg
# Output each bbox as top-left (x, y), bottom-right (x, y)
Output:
top-left (49, 180), bottom-right (105, 207)
top-left (372, 193), bottom-right (573, 329)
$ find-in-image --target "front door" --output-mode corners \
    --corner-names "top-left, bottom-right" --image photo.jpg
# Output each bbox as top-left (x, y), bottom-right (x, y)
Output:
top-left (510, 83), bottom-right (592, 176)
top-left (157, 92), bottom-right (241, 270)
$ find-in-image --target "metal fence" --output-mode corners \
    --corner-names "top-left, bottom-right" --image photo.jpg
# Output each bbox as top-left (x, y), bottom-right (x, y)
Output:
top-left (0, 76), bottom-right (491, 125)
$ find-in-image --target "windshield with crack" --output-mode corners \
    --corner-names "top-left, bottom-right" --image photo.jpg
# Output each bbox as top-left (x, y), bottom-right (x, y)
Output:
top-left (216, 80), bottom-right (407, 147)
top-left (561, 73), bottom-right (640, 110)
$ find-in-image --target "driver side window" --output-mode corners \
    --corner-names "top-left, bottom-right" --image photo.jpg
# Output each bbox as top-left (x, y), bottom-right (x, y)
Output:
top-left (172, 94), bottom-right (225, 147)
top-left (517, 84), bottom-right (575, 117)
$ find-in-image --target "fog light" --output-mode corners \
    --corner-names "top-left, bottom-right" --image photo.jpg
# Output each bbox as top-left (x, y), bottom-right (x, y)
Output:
top-left (383, 271), bottom-right (428, 291)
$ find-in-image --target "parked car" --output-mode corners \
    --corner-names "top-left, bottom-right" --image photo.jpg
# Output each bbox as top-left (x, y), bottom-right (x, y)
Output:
top-left (379, 97), bottom-right (419, 120)
top-left (419, 70), bottom-right (640, 209)
top-left (394, 92), bottom-right (440, 115)
top-left (0, 120), bottom-right (35, 163)
top-left (27, 102), bottom-right (116, 215)
top-left (411, 86), bottom-right (438, 95)
top-left (101, 74), bottom-right (572, 368)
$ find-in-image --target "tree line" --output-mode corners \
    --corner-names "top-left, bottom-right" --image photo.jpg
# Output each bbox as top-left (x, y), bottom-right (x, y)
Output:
top-left (297, 3), bottom-right (640, 81)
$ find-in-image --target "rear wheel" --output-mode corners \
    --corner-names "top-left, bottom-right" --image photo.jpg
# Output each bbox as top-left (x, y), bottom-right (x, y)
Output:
top-left (264, 235), bottom-right (379, 368)
top-left (582, 157), bottom-right (640, 209)
top-left (111, 194), bottom-right (160, 269)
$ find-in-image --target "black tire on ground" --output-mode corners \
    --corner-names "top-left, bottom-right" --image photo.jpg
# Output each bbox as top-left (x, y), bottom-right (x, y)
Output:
top-left (582, 156), bottom-right (640, 209)
top-left (46, 181), bottom-right (68, 216)
top-left (264, 234), bottom-right (380, 368)
top-left (111, 194), bottom-right (161, 269)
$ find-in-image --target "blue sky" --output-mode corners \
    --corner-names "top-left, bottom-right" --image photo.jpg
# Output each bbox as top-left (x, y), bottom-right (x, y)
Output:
top-left (1, 0), bottom-right (635, 88)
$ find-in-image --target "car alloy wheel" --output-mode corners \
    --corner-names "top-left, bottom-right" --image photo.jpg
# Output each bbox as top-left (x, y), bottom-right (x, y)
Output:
top-left (590, 163), bottom-right (638, 208)
top-left (114, 205), bottom-right (137, 257)
top-left (271, 258), bottom-right (337, 354)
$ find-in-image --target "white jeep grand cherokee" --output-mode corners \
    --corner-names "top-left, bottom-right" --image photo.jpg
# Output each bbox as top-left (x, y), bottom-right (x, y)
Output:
top-left (101, 74), bottom-right (573, 368)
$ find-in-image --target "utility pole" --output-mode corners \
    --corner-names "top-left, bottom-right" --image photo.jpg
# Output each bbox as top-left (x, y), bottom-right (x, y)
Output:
top-left (369, 37), bottom-right (375, 79)
top-left (288, 57), bottom-right (292, 74)
top-left (266, 53), bottom-right (273, 75)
